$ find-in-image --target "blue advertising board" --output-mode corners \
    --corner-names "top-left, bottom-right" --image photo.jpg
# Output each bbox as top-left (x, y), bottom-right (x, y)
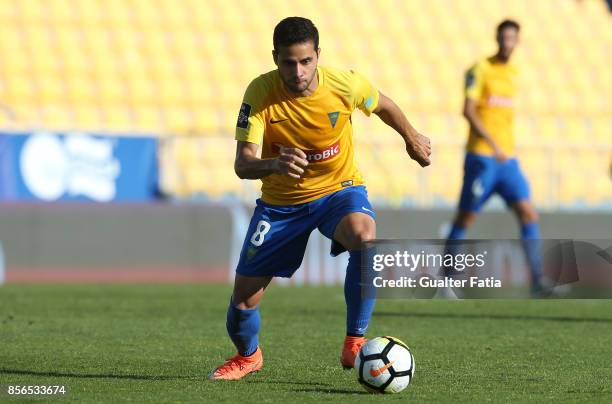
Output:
top-left (0, 131), bottom-right (159, 202)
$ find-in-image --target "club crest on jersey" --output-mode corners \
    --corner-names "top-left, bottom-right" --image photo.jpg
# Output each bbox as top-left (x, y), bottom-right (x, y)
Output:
top-left (327, 111), bottom-right (339, 128)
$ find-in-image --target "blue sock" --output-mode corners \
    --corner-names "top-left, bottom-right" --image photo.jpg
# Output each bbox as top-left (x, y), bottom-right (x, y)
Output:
top-left (521, 222), bottom-right (543, 285)
top-left (447, 223), bottom-right (467, 240)
top-left (226, 300), bottom-right (260, 356)
top-left (345, 250), bottom-right (376, 336)
top-left (443, 223), bottom-right (467, 276)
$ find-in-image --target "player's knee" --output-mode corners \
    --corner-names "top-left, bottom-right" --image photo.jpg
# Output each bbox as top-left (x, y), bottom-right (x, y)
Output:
top-left (233, 300), bottom-right (257, 310)
top-left (231, 274), bottom-right (270, 309)
top-left (520, 209), bottom-right (539, 224)
top-left (515, 202), bottom-right (539, 224)
top-left (232, 294), bottom-right (260, 310)
top-left (357, 227), bottom-right (376, 244)
top-left (345, 225), bottom-right (376, 251)
top-left (455, 211), bottom-right (477, 228)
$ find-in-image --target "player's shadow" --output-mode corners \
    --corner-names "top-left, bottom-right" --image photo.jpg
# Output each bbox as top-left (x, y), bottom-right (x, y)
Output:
top-left (245, 380), bottom-right (331, 387)
top-left (375, 311), bottom-right (612, 323)
top-left (0, 368), bottom-right (179, 381)
top-left (245, 379), bottom-right (368, 395)
top-left (291, 387), bottom-right (368, 395)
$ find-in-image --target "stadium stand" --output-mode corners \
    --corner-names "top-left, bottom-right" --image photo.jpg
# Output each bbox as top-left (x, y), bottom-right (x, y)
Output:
top-left (0, 0), bottom-right (610, 208)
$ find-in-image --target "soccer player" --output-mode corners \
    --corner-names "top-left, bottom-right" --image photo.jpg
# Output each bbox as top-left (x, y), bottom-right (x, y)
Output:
top-left (445, 20), bottom-right (544, 293)
top-left (209, 17), bottom-right (431, 380)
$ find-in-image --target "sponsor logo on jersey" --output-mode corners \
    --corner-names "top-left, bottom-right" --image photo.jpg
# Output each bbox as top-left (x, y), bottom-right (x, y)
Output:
top-left (341, 180), bottom-right (353, 187)
top-left (272, 140), bottom-right (341, 163)
top-left (487, 95), bottom-right (513, 107)
top-left (269, 117), bottom-right (289, 124)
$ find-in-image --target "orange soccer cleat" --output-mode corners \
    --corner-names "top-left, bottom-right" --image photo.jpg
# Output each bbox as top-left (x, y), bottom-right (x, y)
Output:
top-left (208, 347), bottom-right (263, 380)
top-left (340, 336), bottom-right (367, 369)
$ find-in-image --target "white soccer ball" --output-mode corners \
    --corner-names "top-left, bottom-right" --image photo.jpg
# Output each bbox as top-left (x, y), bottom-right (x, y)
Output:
top-left (355, 336), bottom-right (415, 394)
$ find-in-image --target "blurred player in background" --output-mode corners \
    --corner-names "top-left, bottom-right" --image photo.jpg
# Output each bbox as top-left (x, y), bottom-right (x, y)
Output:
top-left (209, 16), bottom-right (431, 380)
top-left (445, 20), bottom-right (545, 294)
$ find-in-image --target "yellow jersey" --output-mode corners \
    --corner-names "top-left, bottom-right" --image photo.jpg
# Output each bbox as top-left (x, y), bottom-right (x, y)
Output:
top-left (464, 56), bottom-right (518, 156)
top-left (235, 66), bottom-right (379, 205)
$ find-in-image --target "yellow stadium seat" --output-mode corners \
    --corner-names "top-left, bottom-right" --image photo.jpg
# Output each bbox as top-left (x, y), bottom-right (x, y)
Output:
top-left (61, 49), bottom-right (90, 74)
top-left (68, 76), bottom-right (97, 104)
top-left (103, 104), bottom-right (133, 131)
top-left (105, 0), bottom-right (133, 25)
top-left (592, 118), bottom-right (612, 144)
top-left (73, 105), bottom-right (102, 129)
top-left (133, 0), bottom-right (162, 26)
top-left (135, 106), bottom-right (163, 133)
top-left (36, 77), bottom-right (65, 103)
top-left (189, 109), bottom-right (219, 135)
top-left (73, 0), bottom-right (104, 25)
top-left (535, 117), bottom-right (561, 144)
top-left (17, 0), bottom-right (48, 22)
top-left (162, 107), bottom-right (194, 133)
top-left (514, 116), bottom-right (533, 146)
top-left (157, 80), bottom-right (187, 106)
top-left (128, 76), bottom-right (157, 104)
top-left (0, 1), bottom-right (17, 21)
top-left (97, 75), bottom-right (127, 104)
top-left (561, 118), bottom-right (588, 143)
top-left (5, 75), bottom-right (36, 103)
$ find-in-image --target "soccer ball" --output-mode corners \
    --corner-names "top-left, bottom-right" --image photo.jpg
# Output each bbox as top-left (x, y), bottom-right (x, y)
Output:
top-left (355, 336), bottom-right (415, 394)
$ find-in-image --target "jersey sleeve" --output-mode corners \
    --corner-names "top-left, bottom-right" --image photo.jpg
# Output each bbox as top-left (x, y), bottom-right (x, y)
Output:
top-left (235, 78), bottom-right (266, 145)
top-left (349, 70), bottom-right (379, 116)
top-left (464, 62), bottom-right (484, 100)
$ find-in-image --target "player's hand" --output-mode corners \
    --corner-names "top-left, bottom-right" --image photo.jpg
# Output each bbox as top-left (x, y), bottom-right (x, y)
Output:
top-left (273, 146), bottom-right (309, 179)
top-left (493, 146), bottom-right (509, 162)
top-left (405, 132), bottom-right (432, 167)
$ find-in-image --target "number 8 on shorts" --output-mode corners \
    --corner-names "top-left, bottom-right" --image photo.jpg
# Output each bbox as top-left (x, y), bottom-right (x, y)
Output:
top-left (250, 220), bottom-right (271, 247)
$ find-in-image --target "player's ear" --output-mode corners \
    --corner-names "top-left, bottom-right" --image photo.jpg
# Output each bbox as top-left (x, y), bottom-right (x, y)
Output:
top-left (272, 50), bottom-right (278, 66)
top-left (316, 47), bottom-right (321, 59)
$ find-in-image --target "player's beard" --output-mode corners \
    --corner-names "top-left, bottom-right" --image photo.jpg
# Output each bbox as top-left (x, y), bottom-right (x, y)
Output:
top-left (283, 73), bottom-right (315, 94)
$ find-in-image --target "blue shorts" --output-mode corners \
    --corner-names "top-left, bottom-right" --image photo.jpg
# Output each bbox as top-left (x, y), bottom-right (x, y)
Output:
top-left (458, 152), bottom-right (531, 212)
top-left (236, 185), bottom-right (375, 278)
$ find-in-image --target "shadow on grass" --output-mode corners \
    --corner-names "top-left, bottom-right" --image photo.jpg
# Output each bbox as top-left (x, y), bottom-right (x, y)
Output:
top-left (245, 379), bottom-right (368, 395)
top-left (0, 368), bottom-right (179, 381)
top-left (291, 387), bottom-right (368, 395)
top-left (375, 311), bottom-right (612, 324)
top-left (245, 380), bottom-right (332, 387)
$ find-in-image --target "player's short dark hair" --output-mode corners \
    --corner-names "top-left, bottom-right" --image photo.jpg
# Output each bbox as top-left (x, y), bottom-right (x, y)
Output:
top-left (273, 17), bottom-right (319, 51)
top-left (497, 19), bottom-right (520, 35)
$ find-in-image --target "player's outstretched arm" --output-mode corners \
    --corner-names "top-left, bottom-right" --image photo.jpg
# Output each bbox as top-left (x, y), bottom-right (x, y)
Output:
top-left (234, 141), bottom-right (309, 180)
top-left (463, 98), bottom-right (507, 161)
top-left (373, 92), bottom-right (431, 167)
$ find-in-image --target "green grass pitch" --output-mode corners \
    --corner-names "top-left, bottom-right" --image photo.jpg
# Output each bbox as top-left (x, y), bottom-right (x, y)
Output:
top-left (1, 285), bottom-right (611, 402)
